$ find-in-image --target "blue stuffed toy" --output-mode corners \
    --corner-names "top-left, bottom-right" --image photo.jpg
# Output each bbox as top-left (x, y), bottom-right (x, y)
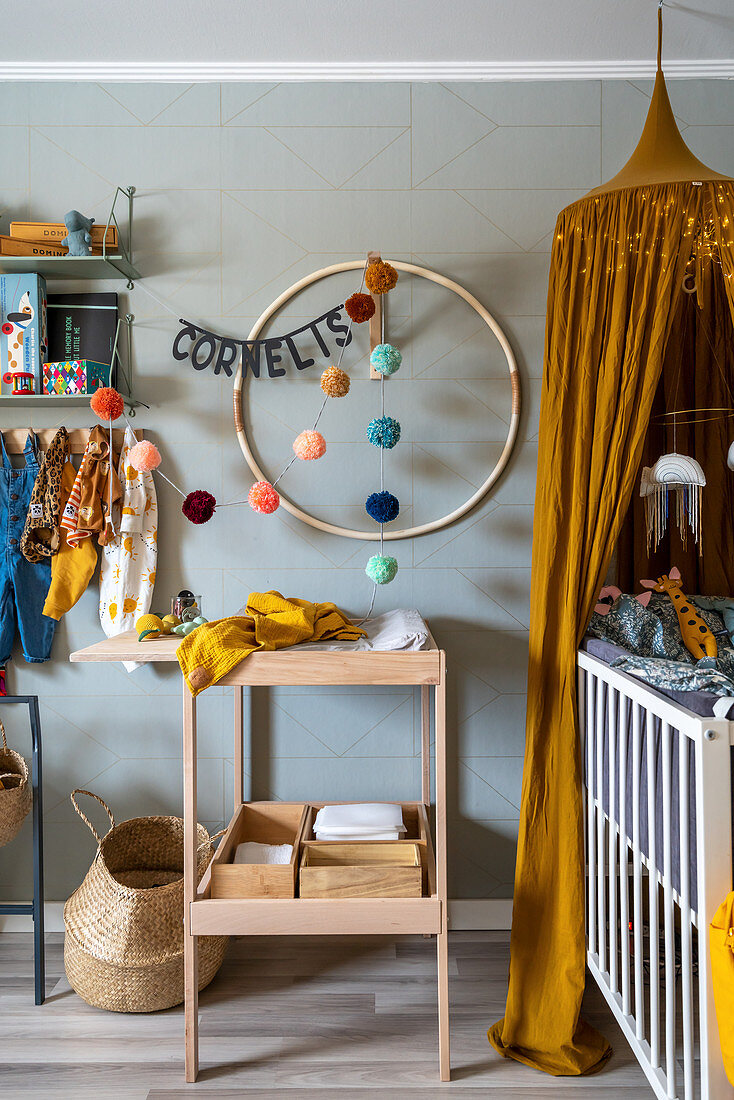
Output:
top-left (692, 595), bottom-right (734, 645)
top-left (61, 209), bottom-right (94, 256)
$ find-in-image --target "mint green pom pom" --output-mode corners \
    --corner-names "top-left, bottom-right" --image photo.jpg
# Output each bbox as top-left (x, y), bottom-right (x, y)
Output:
top-left (365, 554), bottom-right (398, 585)
top-left (370, 343), bottom-right (402, 376)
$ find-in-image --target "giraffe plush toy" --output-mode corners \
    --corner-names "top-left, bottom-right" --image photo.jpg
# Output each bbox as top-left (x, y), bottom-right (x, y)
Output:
top-left (639, 566), bottom-right (718, 660)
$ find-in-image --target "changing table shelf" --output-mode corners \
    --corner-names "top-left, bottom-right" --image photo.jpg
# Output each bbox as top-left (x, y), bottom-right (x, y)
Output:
top-left (69, 624), bottom-right (449, 1084)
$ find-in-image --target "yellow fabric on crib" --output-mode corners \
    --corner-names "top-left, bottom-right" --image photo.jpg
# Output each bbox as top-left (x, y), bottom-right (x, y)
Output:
top-left (176, 590), bottom-right (365, 696)
top-left (710, 892), bottom-right (734, 1085)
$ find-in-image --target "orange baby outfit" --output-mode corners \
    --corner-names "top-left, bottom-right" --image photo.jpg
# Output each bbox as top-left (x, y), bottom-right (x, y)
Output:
top-left (61, 426), bottom-right (121, 548)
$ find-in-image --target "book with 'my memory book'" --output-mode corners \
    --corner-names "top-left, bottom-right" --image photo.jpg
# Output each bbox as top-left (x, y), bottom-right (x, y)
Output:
top-left (47, 292), bottom-right (118, 369)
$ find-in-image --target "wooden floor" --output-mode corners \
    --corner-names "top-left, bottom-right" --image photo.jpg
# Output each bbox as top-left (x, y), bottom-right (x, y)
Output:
top-left (0, 931), bottom-right (650, 1098)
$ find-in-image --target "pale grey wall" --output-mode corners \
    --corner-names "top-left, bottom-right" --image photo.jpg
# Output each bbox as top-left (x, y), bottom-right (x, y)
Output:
top-left (10, 1), bottom-right (734, 66)
top-left (0, 78), bottom-right (732, 903)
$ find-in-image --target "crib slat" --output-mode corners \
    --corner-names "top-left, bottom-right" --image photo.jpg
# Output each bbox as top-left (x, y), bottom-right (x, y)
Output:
top-left (646, 710), bottom-right (660, 1068)
top-left (632, 702), bottom-right (644, 1040)
top-left (587, 673), bottom-right (597, 958)
top-left (608, 686), bottom-right (618, 995)
top-left (678, 727), bottom-right (693, 1100)
top-left (596, 678), bottom-right (606, 974)
top-left (619, 694), bottom-right (631, 1017)
top-left (661, 723), bottom-right (676, 1098)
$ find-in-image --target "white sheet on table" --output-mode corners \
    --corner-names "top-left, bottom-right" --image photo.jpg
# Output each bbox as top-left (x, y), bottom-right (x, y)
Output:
top-left (301, 608), bottom-right (430, 652)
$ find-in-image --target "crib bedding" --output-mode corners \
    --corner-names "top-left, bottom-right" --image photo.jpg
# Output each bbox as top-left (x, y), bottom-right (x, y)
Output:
top-left (581, 637), bottom-right (725, 717)
top-left (586, 590), bottom-right (734, 699)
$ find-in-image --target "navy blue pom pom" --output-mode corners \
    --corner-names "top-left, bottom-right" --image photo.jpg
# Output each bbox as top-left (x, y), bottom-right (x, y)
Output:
top-left (365, 491), bottom-right (400, 524)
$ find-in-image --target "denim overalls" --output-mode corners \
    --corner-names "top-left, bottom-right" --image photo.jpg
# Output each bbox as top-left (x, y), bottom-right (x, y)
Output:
top-left (0, 432), bottom-right (56, 663)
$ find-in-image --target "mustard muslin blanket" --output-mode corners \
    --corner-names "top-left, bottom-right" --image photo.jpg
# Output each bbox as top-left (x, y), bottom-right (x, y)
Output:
top-left (177, 590), bottom-right (365, 696)
top-left (711, 891), bottom-right (734, 1085)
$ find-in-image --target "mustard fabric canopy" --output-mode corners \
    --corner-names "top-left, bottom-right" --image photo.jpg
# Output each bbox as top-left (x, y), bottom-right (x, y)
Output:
top-left (487, 177), bottom-right (734, 1075)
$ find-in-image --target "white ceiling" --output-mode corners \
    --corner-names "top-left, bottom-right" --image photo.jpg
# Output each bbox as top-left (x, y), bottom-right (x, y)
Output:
top-left (5, 0), bottom-right (734, 78)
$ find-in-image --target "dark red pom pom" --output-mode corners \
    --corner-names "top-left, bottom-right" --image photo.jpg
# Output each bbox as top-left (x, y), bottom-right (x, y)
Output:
top-left (182, 489), bottom-right (216, 524)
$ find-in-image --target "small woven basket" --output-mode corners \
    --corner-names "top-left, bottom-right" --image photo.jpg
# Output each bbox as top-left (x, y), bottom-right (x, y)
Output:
top-left (0, 717), bottom-right (32, 848)
top-left (64, 789), bottom-right (228, 1013)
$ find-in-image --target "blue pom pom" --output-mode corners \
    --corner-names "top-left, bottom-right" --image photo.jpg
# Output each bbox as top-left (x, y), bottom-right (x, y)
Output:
top-left (370, 343), bottom-right (402, 376)
top-left (366, 416), bottom-right (401, 449)
top-left (365, 491), bottom-right (400, 524)
top-left (365, 554), bottom-right (398, 585)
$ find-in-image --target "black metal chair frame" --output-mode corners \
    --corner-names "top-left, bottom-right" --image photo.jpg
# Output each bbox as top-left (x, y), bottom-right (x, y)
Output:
top-left (0, 695), bottom-right (45, 1004)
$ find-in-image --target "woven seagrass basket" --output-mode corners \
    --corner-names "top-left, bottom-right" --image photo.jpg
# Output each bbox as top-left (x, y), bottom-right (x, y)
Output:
top-left (0, 717), bottom-right (32, 848)
top-left (64, 789), bottom-right (227, 1013)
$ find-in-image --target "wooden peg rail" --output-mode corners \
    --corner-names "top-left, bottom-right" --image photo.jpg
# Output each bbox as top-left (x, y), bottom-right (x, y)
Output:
top-left (368, 249), bottom-right (382, 380)
top-left (2, 428), bottom-right (137, 455)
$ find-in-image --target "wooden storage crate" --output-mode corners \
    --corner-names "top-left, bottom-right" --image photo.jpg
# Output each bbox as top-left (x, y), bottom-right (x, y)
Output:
top-left (299, 840), bottom-right (423, 899)
top-left (210, 802), bottom-right (307, 899)
top-left (303, 801), bottom-right (434, 894)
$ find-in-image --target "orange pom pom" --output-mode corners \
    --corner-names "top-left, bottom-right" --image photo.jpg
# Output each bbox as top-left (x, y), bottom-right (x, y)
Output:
top-left (320, 365), bottom-right (350, 398)
top-left (90, 386), bottom-right (124, 422)
top-left (248, 480), bottom-right (280, 514)
top-left (293, 430), bottom-right (326, 461)
top-left (345, 292), bottom-right (375, 323)
top-left (365, 260), bottom-right (398, 295)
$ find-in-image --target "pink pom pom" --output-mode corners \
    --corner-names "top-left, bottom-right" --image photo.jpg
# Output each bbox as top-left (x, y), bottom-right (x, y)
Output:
top-left (127, 440), bottom-right (161, 472)
top-left (248, 480), bottom-right (280, 514)
top-left (293, 430), bottom-right (326, 461)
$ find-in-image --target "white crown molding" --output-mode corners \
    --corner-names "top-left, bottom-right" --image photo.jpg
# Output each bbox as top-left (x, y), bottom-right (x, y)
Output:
top-left (0, 60), bottom-right (732, 81)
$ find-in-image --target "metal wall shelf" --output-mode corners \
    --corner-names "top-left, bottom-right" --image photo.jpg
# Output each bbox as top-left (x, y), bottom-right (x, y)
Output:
top-left (0, 254), bottom-right (139, 285)
top-left (0, 186), bottom-right (139, 289)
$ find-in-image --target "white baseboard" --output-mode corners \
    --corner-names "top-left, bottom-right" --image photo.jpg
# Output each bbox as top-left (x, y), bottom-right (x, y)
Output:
top-left (449, 898), bottom-right (512, 930)
top-left (1, 898), bottom-right (512, 934)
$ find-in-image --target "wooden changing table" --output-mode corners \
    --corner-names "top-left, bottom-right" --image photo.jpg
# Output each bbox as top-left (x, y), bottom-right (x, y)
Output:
top-left (70, 629), bottom-right (450, 1083)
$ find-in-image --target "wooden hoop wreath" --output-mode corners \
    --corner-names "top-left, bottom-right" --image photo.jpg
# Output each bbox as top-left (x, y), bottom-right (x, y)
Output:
top-left (233, 260), bottom-right (521, 541)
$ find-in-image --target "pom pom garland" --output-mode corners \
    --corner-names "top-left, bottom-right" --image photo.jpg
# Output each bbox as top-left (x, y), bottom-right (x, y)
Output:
top-left (320, 365), bottom-right (350, 398)
top-left (182, 489), bottom-right (216, 525)
top-left (90, 386), bottom-right (124, 422)
top-left (293, 430), bottom-right (326, 461)
top-left (370, 343), bottom-right (402, 376)
top-left (365, 554), bottom-right (398, 585)
top-left (248, 480), bottom-right (280, 514)
top-left (367, 416), bottom-right (401, 450)
top-left (127, 440), bottom-right (161, 472)
top-left (365, 490), bottom-right (400, 524)
top-left (345, 292), bottom-right (375, 324)
top-left (365, 260), bottom-right (398, 295)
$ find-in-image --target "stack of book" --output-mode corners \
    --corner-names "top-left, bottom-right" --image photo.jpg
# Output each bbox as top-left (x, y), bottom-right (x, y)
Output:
top-left (0, 221), bottom-right (118, 257)
top-left (0, 279), bottom-right (117, 396)
top-left (44, 292), bottom-right (118, 395)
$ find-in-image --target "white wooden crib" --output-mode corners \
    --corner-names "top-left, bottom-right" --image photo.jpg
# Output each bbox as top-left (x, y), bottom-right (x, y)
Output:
top-left (578, 651), bottom-right (734, 1099)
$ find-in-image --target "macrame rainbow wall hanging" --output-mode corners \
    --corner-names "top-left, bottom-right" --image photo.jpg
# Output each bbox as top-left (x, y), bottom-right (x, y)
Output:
top-left (640, 451), bottom-right (706, 553)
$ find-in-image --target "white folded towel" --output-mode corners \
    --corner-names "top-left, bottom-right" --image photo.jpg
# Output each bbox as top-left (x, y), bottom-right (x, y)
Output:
top-left (233, 841), bottom-right (293, 865)
top-left (313, 803), bottom-right (406, 841)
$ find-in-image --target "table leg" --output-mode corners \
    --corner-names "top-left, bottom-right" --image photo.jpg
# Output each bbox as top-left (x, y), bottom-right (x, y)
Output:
top-left (435, 662), bottom-right (450, 1080)
top-left (421, 684), bottom-right (431, 805)
top-left (183, 681), bottom-right (199, 1082)
top-left (234, 686), bottom-right (243, 807)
